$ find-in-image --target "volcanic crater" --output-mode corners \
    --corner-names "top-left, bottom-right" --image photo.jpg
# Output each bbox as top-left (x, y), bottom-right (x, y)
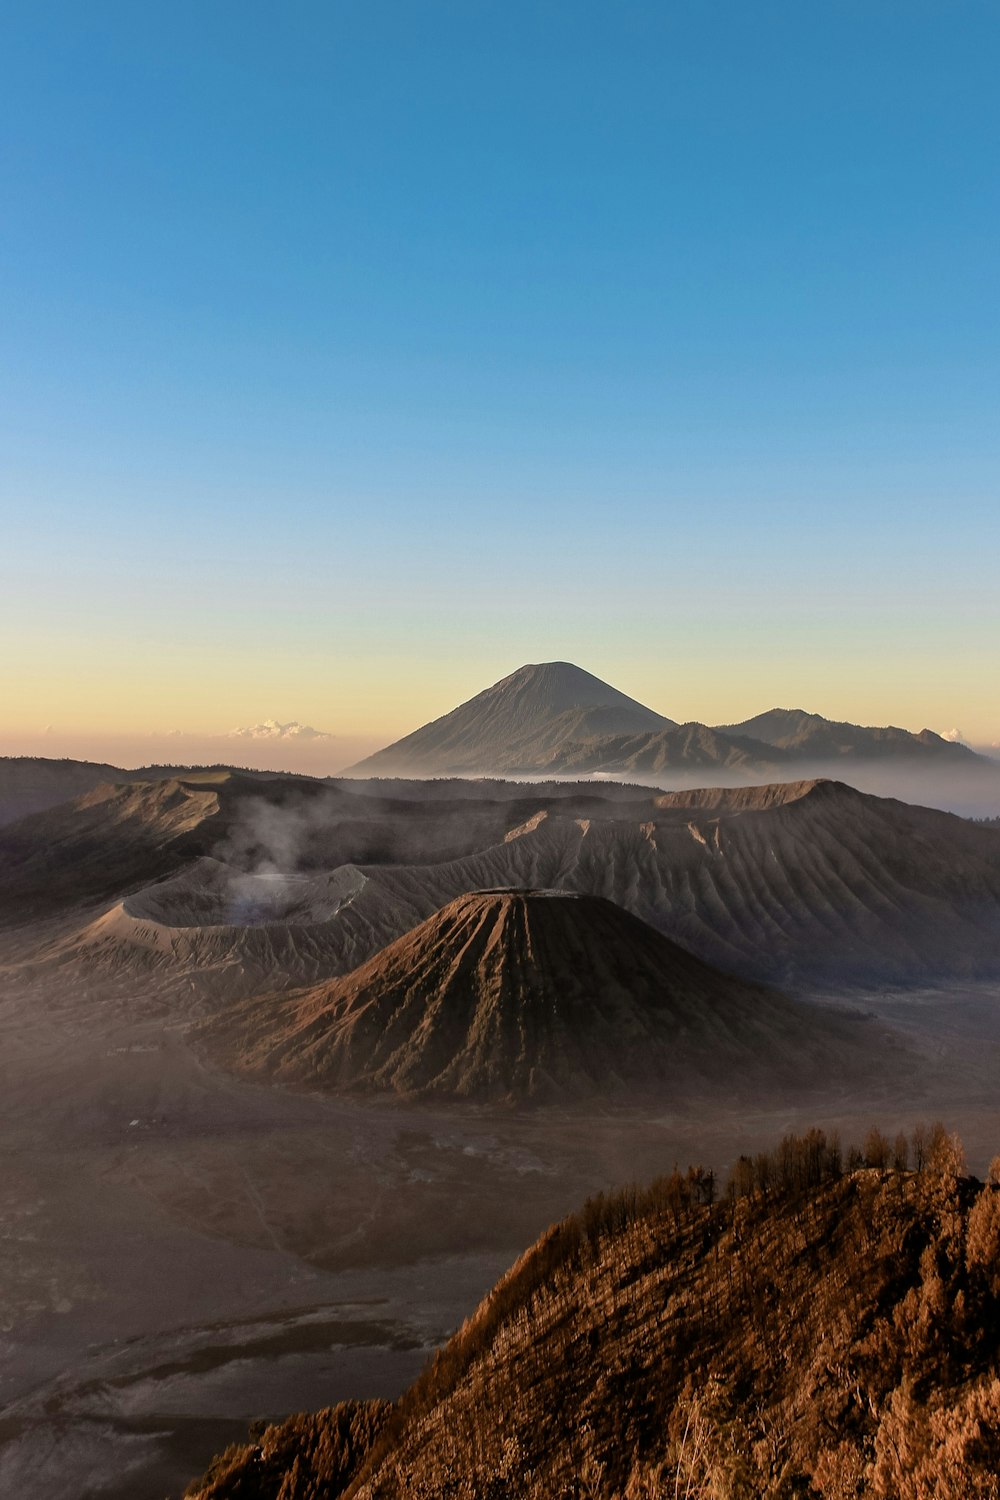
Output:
top-left (122, 858), bottom-right (366, 930)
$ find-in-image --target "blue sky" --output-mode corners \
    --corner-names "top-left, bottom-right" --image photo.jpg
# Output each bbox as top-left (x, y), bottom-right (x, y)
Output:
top-left (2, 1), bottom-right (998, 756)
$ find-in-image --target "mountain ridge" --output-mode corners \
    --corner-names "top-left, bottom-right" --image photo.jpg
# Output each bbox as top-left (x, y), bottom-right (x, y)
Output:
top-left (13, 772), bottom-right (1000, 994)
top-left (346, 662), bottom-right (993, 781)
top-left (185, 1136), bottom-right (1000, 1499)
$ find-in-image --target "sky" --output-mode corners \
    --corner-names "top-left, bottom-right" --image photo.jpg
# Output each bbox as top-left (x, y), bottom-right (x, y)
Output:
top-left (2, 0), bottom-right (998, 770)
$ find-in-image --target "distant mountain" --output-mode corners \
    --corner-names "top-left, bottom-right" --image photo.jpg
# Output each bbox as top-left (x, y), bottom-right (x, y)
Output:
top-left (186, 1137), bottom-right (1000, 1499)
top-left (345, 661), bottom-right (673, 776)
top-left (0, 755), bottom-right (302, 828)
top-left (346, 664), bottom-right (991, 782)
top-left (715, 707), bottom-right (984, 762)
top-left (195, 889), bottom-right (868, 1102)
top-left (538, 720), bottom-right (793, 776)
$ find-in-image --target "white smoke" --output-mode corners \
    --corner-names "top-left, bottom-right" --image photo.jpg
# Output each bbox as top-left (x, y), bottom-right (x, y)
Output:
top-left (221, 799), bottom-right (322, 874)
top-left (940, 728), bottom-right (967, 745)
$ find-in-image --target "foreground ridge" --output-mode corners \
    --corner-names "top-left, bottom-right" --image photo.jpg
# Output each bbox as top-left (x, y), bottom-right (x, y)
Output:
top-left (186, 1127), bottom-right (1000, 1498)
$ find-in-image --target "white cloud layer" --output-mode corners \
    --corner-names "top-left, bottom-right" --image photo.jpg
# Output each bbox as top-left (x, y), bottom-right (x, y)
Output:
top-left (228, 719), bottom-right (331, 742)
top-left (940, 728), bottom-right (966, 744)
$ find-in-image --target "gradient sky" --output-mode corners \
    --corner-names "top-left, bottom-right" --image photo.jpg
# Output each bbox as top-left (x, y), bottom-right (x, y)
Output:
top-left (2, 1), bottom-right (998, 768)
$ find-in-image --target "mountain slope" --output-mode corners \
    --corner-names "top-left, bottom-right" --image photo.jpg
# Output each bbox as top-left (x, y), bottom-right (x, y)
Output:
top-left (48, 776), bottom-right (1000, 994)
top-left (715, 707), bottom-right (983, 762)
top-left (346, 665), bottom-right (990, 780)
top-left (0, 774), bottom-right (233, 919)
top-left (194, 890), bottom-right (867, 1101)
top-left (0, 756), bottom-right (297, 828)
top-left (0, 756), bottom-right (130, 827)
top-left (186, 1135), bottom-right (1000, 1499)
top-left (318, 779), bottom-right (1000, 990)
top-left (346, 662), bottom-right (673, 776)
top-left (541, 720), bottom-right (792, 775)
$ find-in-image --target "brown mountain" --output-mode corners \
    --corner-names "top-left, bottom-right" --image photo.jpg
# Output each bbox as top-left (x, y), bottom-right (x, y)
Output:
top-left (185, 1130), bottom-right (1000, 1499)
top-left (194, 889), bottom-right (875, 1102)
top-left (0, 756), bottom-right (130, 827)
top-left (0, 756), bottom-right (294, 828)
top-left (19, 773), bottom-right (1000, 995)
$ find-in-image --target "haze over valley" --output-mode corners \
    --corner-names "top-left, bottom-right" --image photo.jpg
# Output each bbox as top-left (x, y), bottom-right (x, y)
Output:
top-left (4, 660), bottom-right (998, 832)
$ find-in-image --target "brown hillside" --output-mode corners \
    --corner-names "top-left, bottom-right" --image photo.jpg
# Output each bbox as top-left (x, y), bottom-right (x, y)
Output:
top-left (20, 773), bottom-right (1000, 993)
top-left (0, 774), bottom-right (231, 919)
top-left (194, 889), bottom-right (876, 1102)
top-left (185, 1132), bottom-right (1000, 1499)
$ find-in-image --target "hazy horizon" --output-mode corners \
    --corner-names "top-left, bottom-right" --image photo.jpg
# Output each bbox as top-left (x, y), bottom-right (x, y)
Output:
top-left (3, 656), bottom-right (999, 781)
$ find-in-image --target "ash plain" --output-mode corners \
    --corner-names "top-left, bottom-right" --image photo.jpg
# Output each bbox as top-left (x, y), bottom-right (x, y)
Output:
top-left (1, 918), bottom-right (998, 1500)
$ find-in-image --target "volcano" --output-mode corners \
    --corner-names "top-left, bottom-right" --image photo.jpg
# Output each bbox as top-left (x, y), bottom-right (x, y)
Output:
top-left (342, 660), bottom-right (998, 787)
top-left (195, 888), bottom-right (878, 1102)
top-left (345, 661), bottom-right (673, 776)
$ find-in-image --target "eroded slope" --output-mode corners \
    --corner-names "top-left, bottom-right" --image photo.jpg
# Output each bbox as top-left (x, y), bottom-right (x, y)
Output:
top-left (195, 890), bottom-right (868, 1101)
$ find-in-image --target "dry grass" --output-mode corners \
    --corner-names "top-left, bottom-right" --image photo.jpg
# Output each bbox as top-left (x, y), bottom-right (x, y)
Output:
top-left (185, 1128), bottom-right (1000, 1499)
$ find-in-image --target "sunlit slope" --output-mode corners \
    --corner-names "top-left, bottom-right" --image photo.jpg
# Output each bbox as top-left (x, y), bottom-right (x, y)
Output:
top-left (195, 890), bottom-right (869, 1102)
top-left (186, 1142), bottom-right (1000, 1498)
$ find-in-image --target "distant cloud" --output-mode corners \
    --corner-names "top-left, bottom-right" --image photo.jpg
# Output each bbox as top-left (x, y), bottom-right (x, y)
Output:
top-left (940, 728), bottom-right (967, 744)
top-left (228, 719), bottom-right (332, 742)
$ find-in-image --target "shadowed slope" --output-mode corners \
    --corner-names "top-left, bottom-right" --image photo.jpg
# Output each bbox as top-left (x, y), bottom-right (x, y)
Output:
top-left (0, 756), bottom-right (134, 827)
top-left (19, 775), bottom-right (1000, 994)
top-left (195, 889), bottom-right (875, 1101)
top-left (717, 707), bottom-right (985, 760)
top-left (0, 757), bottom-right (322, 828)
top-left (346, 663), bottom-right (992, 780)
top-left (0, 774), bottom-right (231, 919)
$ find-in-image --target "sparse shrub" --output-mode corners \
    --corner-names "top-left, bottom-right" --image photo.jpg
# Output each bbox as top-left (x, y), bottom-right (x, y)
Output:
top-left (863, 1128), bottom-right (891, 1170)
top-left (184, 1399), bottom-right (391, 1499)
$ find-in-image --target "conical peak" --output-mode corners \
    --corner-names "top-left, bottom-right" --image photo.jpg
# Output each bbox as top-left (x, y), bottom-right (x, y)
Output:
top-left (395, 888), bottom-right (610, 966)
top-left (347, 662), bottom-right (672, 776)
top-left (489, 661), bottom-right (661, 717)
top-left (196, 885), bottom-right (847, 1105)
top-left (458, 886), bottom-right (583, 902)
top-left (412, 888), bottom-right (620, 948)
